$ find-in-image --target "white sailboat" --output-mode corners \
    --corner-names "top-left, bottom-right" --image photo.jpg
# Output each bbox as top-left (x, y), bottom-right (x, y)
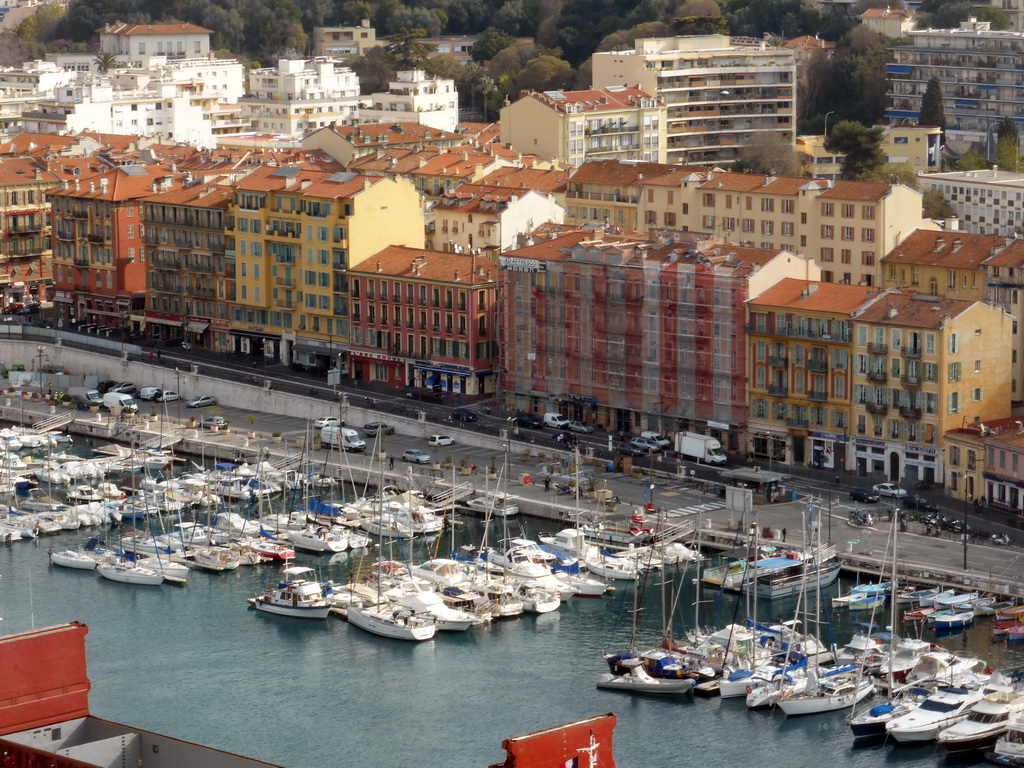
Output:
top-left (96, 557), bottom-right (164, 586)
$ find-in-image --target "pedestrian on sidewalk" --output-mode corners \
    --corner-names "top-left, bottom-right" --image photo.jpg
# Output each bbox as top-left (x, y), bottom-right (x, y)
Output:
top-left (388, 455), bottom-right (394, 470)
top-left (544, 476), bottom-right (550, 492)
top-left (782, 527), bottom-right (787, 542)
top-left (157, 350), bottom-right (162, 361)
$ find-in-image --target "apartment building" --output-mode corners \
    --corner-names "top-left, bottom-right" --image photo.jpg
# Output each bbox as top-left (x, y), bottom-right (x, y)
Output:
top-left (225, 165), bottom-right (423, 368)
top-left (983, 239), bottom-right (1024, 407)
top-left (880, 229), bottom-right (1002, 301)
top-left (312, 21), bottom-right (381, 57)
top-left (0, 158), bottom-right (59, 305)
top-left (429, 184), bottom-right (564, 254)
top-left (347, 246), bottom-right (497, 393)
top-left (302, 121), bottom-right (465, 165)
top-left (242, 58), bottom-right (360, 138)
top-left (499, 86), bottom-right (667, 166)
top-left (860, 7), bottom-right (920, 37)
top-left (797, 125), bottom-right (941, 179)
top-left (359, 70), bottom-right (459, 133)
top-left (140, 184), bottom-right (232, 352)
top-left (747, 279), bottom-right (876, 470)
top-left (943, 419), bottom-right (986, 503)
top-left (850, 292), bottom-right (1012, 484)
top-left (980, 421), bottom-right (1024, 512)
top-left (783, 36), bottom-right (835, 88)
top-left (498, 229), bottom-right (819, 447)
top-left (887, 20), bottom-right (1024, 141)
top-left (50, 164), bottom-right (183, 331)
top-left (98, 22), bottom-right (212, 64)
top-left (591, 35), bottom-right (796, 166)
top-left (916, 168), bottom-right (1024, 236)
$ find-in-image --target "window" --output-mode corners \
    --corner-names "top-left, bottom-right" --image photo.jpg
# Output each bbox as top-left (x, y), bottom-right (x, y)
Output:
top-left (127, 225), bottom-right (134, 239)
top-left (822, 225), bottom-right (834, 239)
top-left (822, 202), bottom-right (834, 217)
top-left (972, 387), bottom-right (983, 402)
top-left (948, 392), bottom-right (960, 414)
top-left (821, 247), bottom-right (833, 262)
top-left (948, 333), bottom-right (958, 353)
top-left (861, 251), bottom-right (875, 266)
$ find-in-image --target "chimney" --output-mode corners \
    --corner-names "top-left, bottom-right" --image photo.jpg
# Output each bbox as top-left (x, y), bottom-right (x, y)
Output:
top-left (375, 260), bottom-right (382, 273)
top-left (99, 178), bottom-right (108, 193)
top-left (887, 305), bottom-right (898, 319)
top-left (61, 180), bottom-right (68, 190)
top-left (89, 181), bottom-right (95, 193)
top-left (453, 270), bottom-right (460, 282)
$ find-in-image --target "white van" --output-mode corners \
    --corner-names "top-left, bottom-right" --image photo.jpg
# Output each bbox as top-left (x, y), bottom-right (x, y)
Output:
top-left (321, 425), bottom-right (366, 452)
top-left (543, 412), bottom-right (569, 429)
top-left (640, 431), bottom-right (671, 450)
top-left (68, 386), bottom-right (102, 405)
top-left (101, 392), bottom-right (138, 413)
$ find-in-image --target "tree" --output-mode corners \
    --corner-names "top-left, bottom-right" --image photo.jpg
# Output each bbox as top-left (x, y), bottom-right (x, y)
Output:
top-left (472, 27), bottom-right (515, 62)
top-left (674, 0), bottom-right (722, 16)
top-left (955, 148), bottom-right (988, 171)
top-left (998, 116), bottom-right (1018, 143)
top-left (515, 54), bottom-right (574, 93)
top-left (974, 6), bottom-right (1010, 28)
top-left (996, 134), bottom-right (1021, 172)
top-left (422, 53), bottom-right (463, 82)
top-left (861, 162), bottom-right (920, 188)
top-left (824, 120), bottom-right (885, 180)
top-left (732, 133), bottom-right (804, 176)
top-left (671, 15), bottom-right (728, 34)
top-left (918, 77), bottom-right (946, 131)
top-left (922, 188), bottom-right (954, 220)
top-left (348, 46), bottom-right (396, 94)
top-left (596, 21), bottom-right (671, 52)
top-left (94, 51), bottom-right (119, 73)
top-left (383, 27), bottom-right (436, 70)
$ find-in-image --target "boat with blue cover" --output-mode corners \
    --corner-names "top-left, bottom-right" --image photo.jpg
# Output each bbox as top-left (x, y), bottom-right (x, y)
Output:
top-left (849, 685), bottom-right (933, 737)
top-left (746, 547), bottom-right (842, 600)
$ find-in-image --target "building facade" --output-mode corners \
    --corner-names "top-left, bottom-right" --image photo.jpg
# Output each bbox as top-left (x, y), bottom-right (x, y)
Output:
top-left (243, 59), bottom-right (360, 138)
top-left (498, 229), bottom-right (820, 447)
top-left (797, 125), bottom-right (941, 179)
top-left (429, 184), bottom-right (565, 255)
top-left (880, 229), bottom-right (1001, 302)
top-left (312, 21), bottom-right (381, 57)
top-left (499, 86), bottom-right (667, 166)
top-left (0, 158), bottom-right (58, 305)
top-left (591, 35), bottom-right (796, 166)
top-left (347, 246), bottom-right (498, 393)
top-left (916, 169), bottom-right (1024, 236)
top-left (98, 22), bottom-right (212, 64)
top-left (359, 70), bottom-right (459, 132)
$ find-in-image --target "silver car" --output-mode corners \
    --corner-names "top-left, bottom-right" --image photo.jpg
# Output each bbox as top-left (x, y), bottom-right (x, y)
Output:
top-left (403, 449), bottom-right (431, 464)
top-left (567, 420), bottom-right (594, 434)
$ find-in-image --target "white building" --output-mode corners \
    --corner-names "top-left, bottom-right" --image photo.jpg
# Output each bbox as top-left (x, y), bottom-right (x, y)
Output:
top-left (242, 58), bottom-right (360, 137)
top-left (917, 168), bottom-right (1024, 236)
top-left (21, 79), bottom-right (215, 147)
top-left (429, 184), bottom-right (565, 254)
top-left (592, 35), bottom-right (796, 166)
top-left (98, 22), bottom-right (213, 64)
top-left (359, 69), bottom-right (458, 132)
top-left (0, 60), bottom-right (77, 94)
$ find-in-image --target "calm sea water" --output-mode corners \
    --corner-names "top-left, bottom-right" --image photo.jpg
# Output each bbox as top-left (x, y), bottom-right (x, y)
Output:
top-left (3, 517), bottom-right (1021, 768)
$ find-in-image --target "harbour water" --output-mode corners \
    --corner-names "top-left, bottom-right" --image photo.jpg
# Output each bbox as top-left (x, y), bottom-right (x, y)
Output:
top-left (3, 507), bottom-right (1023, 768)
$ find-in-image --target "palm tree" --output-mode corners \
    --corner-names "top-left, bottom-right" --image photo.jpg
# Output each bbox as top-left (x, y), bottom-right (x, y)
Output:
top-left (94, 51), bottom-right (119, 75)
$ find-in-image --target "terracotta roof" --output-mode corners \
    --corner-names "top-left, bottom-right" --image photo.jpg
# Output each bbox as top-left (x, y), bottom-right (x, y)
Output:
top-left (947, 417), bottom-right (1024, 444)
top-left (232, 164), bottom-right (381, 198)
top-left (138, 183), bottom-right (232, 208)
top-left (436, 183), bottom-right (548, 214)
top-left (855, 290), bottom-right (975, 329)
top-left (330, 122), bottom-right (460, 146)
top-left (784, 35), bottom-right (836, 51)
top-left (47, 164), bottom-right (183, 201)
top-left (346, 148), bottom-right (437, 175)
top-left (502, 230), bottom-right (598, 262)
top-left (0, 157), bottom-right (58, 186)
top-left (861, 8), bottom-right (919, 19)
top-left (98, 22), bottom-right (212, 35)
top-left (0, 133), bottom-right (76, 156)
top-left (517, 86), bottom-right (659, 114)
top-left (983, 238), bottom-right (1024, 268)
top-left (478, 167), bottom-right (570, 193)
top-left (410, 151), bottom-right (499, 179)
top-left (817, 179), bottom-right (892, 202)
top-left (458, 122), bottom-right (500, 144)
top-left (749, 278), bottom-right (875, 314)
top-left (571, 160), bottom-right (702, 187)
top-left (351, 245), bottom-right (496, 284)
top-left (881, 229), bottom-right (1004, 269)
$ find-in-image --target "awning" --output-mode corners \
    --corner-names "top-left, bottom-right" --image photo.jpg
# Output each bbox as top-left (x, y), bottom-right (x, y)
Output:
top-left (186, 321), bottom-right (210, 334)
top-left (229, 329), bottom-right (278, 340)
top-left (886, 65), bottom-right (912, 75)
top-left (86, 309), bottom-right (120, 317)
top-left (146, 317), bottom-right (182, 327)
top-left (954, 99), bottom-right (977, 107)
top-left (129, 314), bottom-right (146, 324)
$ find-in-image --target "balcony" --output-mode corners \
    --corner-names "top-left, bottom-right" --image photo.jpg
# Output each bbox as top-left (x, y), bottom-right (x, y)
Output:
top-left (902, 346), bottom-right (922, 359)
top-left (275, 275), bottom-right (295, 287)
top-left (807, 358), bottom-right (828, 373)
top-left (868, 342), bottom-right (888, 355)
top-left (9, 222), bottom-right (41, 234)
top-left (785, 416), bottom-right (808, 428)
top-left (866, 401), bottom-right (889, 414)
top-left (767, 384), bottom-right (788, 397)
top-left (899, 405), bottom-right (922, 419)
top-left (867, 369), bottom-right (888, 383)
top-left (807, 390), bottom-right (828, 402)
top-left (767, 355), bottom-right (788, 367)
top-left (87, 234), bottom-right (104, 243)
top-left (901, 374), bottom-right (921, 388)
top-left (73, 258), bottom-right (89, 267)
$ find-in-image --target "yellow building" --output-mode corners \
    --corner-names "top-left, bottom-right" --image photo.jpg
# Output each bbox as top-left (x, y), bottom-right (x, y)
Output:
top-left (796, 125), bottom-right (941, 179)
top-left (943, 420), bottom-right (989, 503)
top-left (563, 160), bottom-right (697, 232)
top-left (633, 169), bottom-right (937, 287)
top-left (499, 86), bottom-right (667, 167)
top-left (850, 291), bottom-right (1012, 484)
top-left (880, 229), bottom-right (1004, 301)
top-left (747, 279), bottom-right (875, 470)
top-left (225, 165), bottom-right (424, 370)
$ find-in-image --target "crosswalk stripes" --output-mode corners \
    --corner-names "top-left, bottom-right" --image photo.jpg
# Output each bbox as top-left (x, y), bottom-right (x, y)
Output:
top-left (666, 501), bottom-right (726, 518)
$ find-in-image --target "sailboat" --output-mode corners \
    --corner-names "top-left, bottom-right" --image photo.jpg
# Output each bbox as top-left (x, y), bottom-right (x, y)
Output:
top-left (346, 447), bottom-right (436, 642)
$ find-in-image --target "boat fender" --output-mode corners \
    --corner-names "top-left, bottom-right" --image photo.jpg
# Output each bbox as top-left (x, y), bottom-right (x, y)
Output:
top-left (745, 685), bottom-right (753, 694)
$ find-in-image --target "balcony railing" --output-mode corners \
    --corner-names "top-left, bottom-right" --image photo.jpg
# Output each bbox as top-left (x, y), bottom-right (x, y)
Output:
top-left (899, 405), bottom-right (922, 419)
top-left (807, 390), bottom-right (828, 402)
top-left (767, 355), bottom-right (788, 367)
top-left (901, 374), bottom-right (921, 388)
top-left (785, 417), bottom-right (809, 428)
top-left (767, 384), bottom-right (788, 397)
top-left (902, 346), bottom-right (922, 359)
top-left (807, 359), bottom-right (828, 373)
top-left (868, 342), bottom-right (888, 355)
top-left (867, 369), bottom-right (888, 383)
top-left (866, 401), bottom-right (889, 414)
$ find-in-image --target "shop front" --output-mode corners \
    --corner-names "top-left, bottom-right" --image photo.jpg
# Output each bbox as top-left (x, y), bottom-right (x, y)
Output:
top-left (854, 438), bottom-right (887, 478)
top-left (808, 430), bottom-right (846, 471)
top-left (412, 361), bottom-right (485, 395)
top-left (349, 350), bottom-right (404, 385)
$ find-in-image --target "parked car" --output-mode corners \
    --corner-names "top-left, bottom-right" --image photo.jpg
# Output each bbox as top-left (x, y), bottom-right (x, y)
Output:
top-left (849, 488), bottom-right (880, 503)
top-left (362, 422), bottom-right (394, 436)
top-left (451, 408), bottom-right (478, 422)
top-left (614, 443), bottom-right (647, 458)
top-left (2, 302), bottom-right (24, 314)
top-left (402, 449), bottom-right (431, 464)
top-left (137, 387), bottom-right (161, 401)
top-left (201, 416), bottom-right (226, 429)
top-left (628, 436), bottom-right (661, 453)
top-left (567, 420), bottom-right (594, 434)
top-left (185, 395), bottom-right (217, 408)
top-left (107, 382), bottom-right (136, 395)
top-left (313, 417), bottom-right (341, 429)
top-left (872, 483), bottom-right (908, 498)
top-left (512, 412), bottom-right (544, 429)
top-left (902, 495), bottom-right (939, 512)
top-left (427, 434), bottom-right (454, 447)
top-left (154, 390), bottom-right (180, 402)
top-left (96, 380), bottom-right (118, 394)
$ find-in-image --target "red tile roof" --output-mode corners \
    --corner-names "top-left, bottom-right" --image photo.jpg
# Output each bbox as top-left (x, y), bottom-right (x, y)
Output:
top-left (48, 164), bottom-right (183, 201)
top-left (478, 166), bottom-right (570, 193)
top-left (882, 229), bottom-right (1005, 268)
top-left (351, 245), bottom-right (496, 284)
top-left (855, 290), bottom-right (975, 329)
top-left (232, 164), bottom-right (382, 199)
top-left (98, 22), bottom-right (212, 35)
top-left (571, 160), bottom-right (702, 187)
top-left (0, 157), bottom-right (59, 186)
top-left (138, 183), bottom-right (232, 208)
top-left (749, 278), bottom-right (875, 314)
top-left (517, 86), bottom-right (660, 114)
top-left (983, 238), bottom-right (1024, 268)
top-left (330, 122), bottom-right (461, 146)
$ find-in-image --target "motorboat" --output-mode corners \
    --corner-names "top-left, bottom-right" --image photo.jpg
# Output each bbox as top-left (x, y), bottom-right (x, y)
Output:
top-left (383, 581), bottom-right (478, 631)
top-left (513, 582), bottom-right (561, 614)
top-left (585, 553), bottom-right (641, 581)
top-left (285, 526), bottom-right (349, 554)
top-left (931, 610), bottom-right (975, 630)
top-left (886, 684), bottom-right (987, 742)
top-left (247, 538), bottom-right (296, 562)
top-left (849, 685), bottom-right (933, 737)
top-left (186, 546), bottom-right (241, 572)
top-left (131, 554), bottom-right (189, 583)
top-left (937, 688), bottom-right (1024, 752)
top-left (596, 657), bottom-right (695, 695)
top-left (96, 558), bottom-right (164, 586)
top-left (359, 513), bottom-right (414, 540)
top-left (988, 711), bottom-right (1024, 765)
top-left (248, 566), bottom-right (331, 619)
top-left (48, 548), bottom-right (99, 570)
top-left (463, 492), bottom-right (520, 518)
top-left (777, 671), bottom-right (875, 716)
top-left (412, 558), bottom-right (473, 589)
top-left (906, 651), bottom-right (985, 684)
top-left (877, 638), bottom-right (934, 682)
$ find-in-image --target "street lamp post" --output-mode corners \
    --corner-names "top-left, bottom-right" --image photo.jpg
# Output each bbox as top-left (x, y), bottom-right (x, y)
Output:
top-left (824, 111), bottom-right (836, 139)
top-left (36, 345), bottom-right (46, 397)
top-left (964, 492), bottom-right (972, 571)
top-left (175, 367), bottom-right (181, 423)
